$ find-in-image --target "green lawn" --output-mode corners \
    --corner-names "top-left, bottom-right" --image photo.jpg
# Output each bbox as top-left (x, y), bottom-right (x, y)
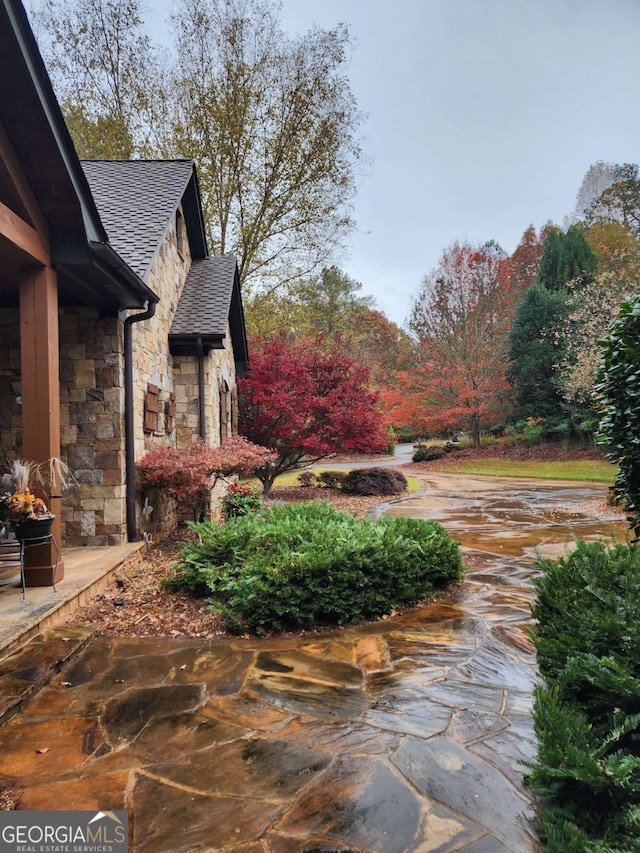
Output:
top-left (436, 457), bottom-right (616, 483)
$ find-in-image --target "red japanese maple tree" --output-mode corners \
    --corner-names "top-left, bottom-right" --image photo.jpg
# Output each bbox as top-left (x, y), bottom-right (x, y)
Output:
top-left (239, 335), bottom-right (387, 495)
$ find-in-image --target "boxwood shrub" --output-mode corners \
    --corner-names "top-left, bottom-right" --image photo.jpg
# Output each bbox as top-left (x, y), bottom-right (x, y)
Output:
top-left (528, 540), bottom-right (640, 851)
top-left (168, 501), bottom-right (463, 634)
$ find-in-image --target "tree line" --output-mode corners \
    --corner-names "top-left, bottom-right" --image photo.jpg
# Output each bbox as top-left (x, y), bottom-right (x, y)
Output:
top-left (400, 161), bottom-right (640, 447)
top-left (35, 2), bottom-right (640, 452)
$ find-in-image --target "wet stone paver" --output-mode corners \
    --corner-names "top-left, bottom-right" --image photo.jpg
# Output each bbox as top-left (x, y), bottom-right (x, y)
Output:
top-left (0, 474), bottom-right (628, 851)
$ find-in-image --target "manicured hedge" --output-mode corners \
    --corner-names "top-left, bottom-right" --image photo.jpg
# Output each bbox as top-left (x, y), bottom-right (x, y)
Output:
top-left (528, 540), bottom-right (640, 851)
top-left (168, 501), bottom-right (463, 634)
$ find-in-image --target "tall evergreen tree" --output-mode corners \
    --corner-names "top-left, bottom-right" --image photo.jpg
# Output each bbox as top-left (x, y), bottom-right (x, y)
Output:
top-left (507, 285), bottom-right (569, 420)
top-left (537, 225), bottom-right (596, 291)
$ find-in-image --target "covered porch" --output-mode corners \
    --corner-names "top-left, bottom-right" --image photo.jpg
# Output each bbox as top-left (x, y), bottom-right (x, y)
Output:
top-left (0, 541), bottom-right (145, 658)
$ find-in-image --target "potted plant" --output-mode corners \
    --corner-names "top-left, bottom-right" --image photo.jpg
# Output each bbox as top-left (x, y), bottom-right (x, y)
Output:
top-left (4, 458), bottom-right (72, 540)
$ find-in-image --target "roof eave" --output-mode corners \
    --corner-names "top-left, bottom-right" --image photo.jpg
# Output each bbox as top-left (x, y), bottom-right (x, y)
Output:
top-left (168, 333), bottom-right (225, 356)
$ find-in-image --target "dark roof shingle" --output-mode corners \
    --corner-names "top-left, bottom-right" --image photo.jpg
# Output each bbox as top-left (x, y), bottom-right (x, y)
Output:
top-left (170, 256), bottom-right (238, 338)
top-left (80, 160), bottom-right (195, 281)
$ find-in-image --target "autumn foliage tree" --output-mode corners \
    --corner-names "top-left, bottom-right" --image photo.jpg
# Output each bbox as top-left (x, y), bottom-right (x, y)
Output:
top-left (408, 242), bottom-right (515, 447)
top-left (238, 335), bottom-right (387, 495)
top-left (510, 223), bottom-right (556, 292)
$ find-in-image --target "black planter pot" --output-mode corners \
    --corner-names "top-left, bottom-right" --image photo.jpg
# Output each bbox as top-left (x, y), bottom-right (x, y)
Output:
top-left (14, 515), bottom-right (55, 541)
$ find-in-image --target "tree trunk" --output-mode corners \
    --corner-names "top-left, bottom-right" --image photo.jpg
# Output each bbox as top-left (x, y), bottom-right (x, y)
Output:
top-left (472, 414), bottom-right (481, 449)
top-left (260, 474), bottom-right (274, 499)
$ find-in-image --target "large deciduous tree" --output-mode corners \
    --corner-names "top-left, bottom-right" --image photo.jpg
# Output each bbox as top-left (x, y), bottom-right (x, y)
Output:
top-left (37, 0), bottom-right (364, 293)
top-left (586, 175), bottom-right (640, 239)
top-left (38, 0), bottom-right (163, 158)
top-left (573, 161), bottom-right (636, 223)
top-left (238, 335), bottom-right (386, 495)
top-left (245, 266), bottom-right (373, 341)
top-left (408, 242), bottom-right (515, 448)
top-left (558, 223), bottom-right (640, 406)
top-left (510, 223), bottom-right (556, 292)
top-left (167, 0), bottom-right (362, 292)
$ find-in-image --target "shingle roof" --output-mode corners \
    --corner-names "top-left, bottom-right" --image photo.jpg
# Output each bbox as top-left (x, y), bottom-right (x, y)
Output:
top-left (80, 160), bottom-right (196, 281)
top-left (170, 256), bottom-right (238, 338)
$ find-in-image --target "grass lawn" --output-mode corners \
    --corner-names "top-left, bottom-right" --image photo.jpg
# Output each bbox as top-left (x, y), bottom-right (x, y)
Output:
top-left (436, 457), bottom-right (616, 483)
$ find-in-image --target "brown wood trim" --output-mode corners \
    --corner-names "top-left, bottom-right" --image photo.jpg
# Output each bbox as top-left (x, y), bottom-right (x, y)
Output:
top-left (20, 265), bottom-right (64, 579)
top-left (0, 119), bottom-right (50, 248)
top-left (0, 199), bottom-right (49, 265)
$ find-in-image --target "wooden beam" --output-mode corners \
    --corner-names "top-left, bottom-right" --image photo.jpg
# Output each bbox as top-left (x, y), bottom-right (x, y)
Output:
top-left (19, 265), bottom-right (65, 584)
top-left (0, 200), bottom-right (49, 265)
top-left (0, 118), bottom-right (50, 247)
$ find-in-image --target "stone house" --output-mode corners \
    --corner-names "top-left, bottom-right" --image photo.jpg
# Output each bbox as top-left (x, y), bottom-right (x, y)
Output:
top-left (0, 0), bottom-right (248, 584)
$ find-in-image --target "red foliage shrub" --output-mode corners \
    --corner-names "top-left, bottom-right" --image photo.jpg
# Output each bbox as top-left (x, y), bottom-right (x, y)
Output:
top-left (137, 437), bottom-right (274, 516)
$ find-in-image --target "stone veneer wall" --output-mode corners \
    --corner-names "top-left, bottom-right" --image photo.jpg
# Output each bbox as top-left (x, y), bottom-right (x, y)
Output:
top-left (131, 207), bottom-right (192, 458)
top-left (0, 308), bottom-right (21, 459)
top-left (168, 327), bottom-right (238, 529)
top-left (172, 332), bottom-right (237, 448)
top-left (130, 208), bottom-right (191, 539)
top-left (59, 308), bottom-right (126, 546)
top-left (58, 207), bottom-right (192, 546)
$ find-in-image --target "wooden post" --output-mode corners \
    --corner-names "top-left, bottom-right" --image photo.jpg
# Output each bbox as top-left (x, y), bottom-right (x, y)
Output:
top-left (19, 265), bottom-right (65, 585)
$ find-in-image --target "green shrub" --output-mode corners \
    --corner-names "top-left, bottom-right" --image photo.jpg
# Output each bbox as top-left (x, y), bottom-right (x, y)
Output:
top-left (342, 467), bottom-right (408, 496)
top-left (597, 295), bottom-right (640, 539)
top-left (168, 501), bottom-right (463, 634)
top-left (412, 447), bottom-right (445, 463)
top-left (528, 540), bottom-right (640, 850)
top-left (316, 470), bottom-right (347, 489)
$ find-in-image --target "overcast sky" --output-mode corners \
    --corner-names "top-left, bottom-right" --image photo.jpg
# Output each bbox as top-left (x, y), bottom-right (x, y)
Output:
top-left (143, 0), bottom-right (640, 327)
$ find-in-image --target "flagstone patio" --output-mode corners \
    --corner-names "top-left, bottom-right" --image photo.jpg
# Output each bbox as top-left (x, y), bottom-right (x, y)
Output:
top-left (0, 473), bottom-right (627, 852)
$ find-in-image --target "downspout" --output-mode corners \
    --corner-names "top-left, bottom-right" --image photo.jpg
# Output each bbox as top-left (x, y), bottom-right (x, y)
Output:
top-left (124, 301), bottom-right (157, 542)
top-left (197, 336), bottom-right (206, 442)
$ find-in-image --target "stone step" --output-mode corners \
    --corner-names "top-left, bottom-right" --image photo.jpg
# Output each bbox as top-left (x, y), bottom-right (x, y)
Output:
top-left (0, 623), bottom-right (95, 729)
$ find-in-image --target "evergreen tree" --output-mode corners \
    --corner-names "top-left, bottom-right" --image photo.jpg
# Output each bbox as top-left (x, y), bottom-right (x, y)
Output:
top-left (507, 285), bottom-right (569, 419)
top-left (537, 225), bottom-right (596, 290)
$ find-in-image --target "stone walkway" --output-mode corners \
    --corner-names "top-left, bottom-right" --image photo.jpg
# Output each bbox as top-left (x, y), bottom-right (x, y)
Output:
top-left (0, 474), bottom-right (627, 852)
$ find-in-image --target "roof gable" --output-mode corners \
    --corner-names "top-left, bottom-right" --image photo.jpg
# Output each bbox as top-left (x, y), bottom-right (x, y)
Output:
top-left (169, 255), bottom-right (248, 374)
top-left (81, 159), bottom-right (207, 282)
